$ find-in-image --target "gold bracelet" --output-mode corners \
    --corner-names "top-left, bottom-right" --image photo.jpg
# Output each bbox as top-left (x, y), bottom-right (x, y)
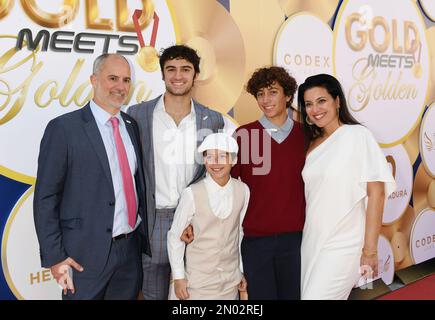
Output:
top-left (362, 248), bottom-right (377, 257)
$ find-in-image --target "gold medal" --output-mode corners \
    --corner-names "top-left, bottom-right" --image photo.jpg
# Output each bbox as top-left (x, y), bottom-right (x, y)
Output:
top-left (136, 46), bottom-right (159, 72)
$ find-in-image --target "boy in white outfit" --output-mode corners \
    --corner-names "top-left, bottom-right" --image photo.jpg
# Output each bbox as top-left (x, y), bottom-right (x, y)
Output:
top-left (167, 133), bottom-right (250, 300)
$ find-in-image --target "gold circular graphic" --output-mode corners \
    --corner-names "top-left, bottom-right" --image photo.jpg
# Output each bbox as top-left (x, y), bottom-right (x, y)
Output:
top-left (409, 207), bottom-right (435, 265)
top-left (413, 164), bottom-right (433, 214)
top-left (381, 205), bottom-right (416, 270)
top-left (428, 179), bottom-right (435, 208)
top-left (167, 0), bottom-right (245, 115)
top-left (426, 27), bottom-right (435, 105)
top-left (419, 102), bottom-right (435, 178)
top-left (2, 186), bottom-right (33, 300)
top-left (186, 36), bottom-right (216, 83)
top-left (136, 46), bottom-right (159, 72)
top-left (0, 0), bottom-right (13, 20)
top-left (378, 234), bottom-right (395, 285)
top-left (229, 0), bottom-right (285, 125)
top-left (278, 0), bottom-right (339, 22)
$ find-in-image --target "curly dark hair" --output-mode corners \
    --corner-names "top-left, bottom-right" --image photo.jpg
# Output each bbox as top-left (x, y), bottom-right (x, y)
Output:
top-left (246, 66), bottom-right (297, 108)
top-left (159, 45), bottom-right (201, 74)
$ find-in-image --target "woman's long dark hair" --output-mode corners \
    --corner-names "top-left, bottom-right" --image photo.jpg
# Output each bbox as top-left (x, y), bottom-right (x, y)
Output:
top-left (297, 74), bottom-right (360, 147)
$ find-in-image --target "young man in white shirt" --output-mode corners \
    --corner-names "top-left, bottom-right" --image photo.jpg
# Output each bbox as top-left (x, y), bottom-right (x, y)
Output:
top-left (127, 45), bottom-right (235, 299)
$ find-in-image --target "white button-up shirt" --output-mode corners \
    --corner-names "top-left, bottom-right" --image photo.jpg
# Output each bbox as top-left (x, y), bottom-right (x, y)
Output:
top-left (153, 96), bottom-right (197, 209)
top-left (152, 95), bottom-right (237, 209)
top-left (90, 100), bottom-right (141, 237)
top-left (167, 174), bottom-right (250, 280)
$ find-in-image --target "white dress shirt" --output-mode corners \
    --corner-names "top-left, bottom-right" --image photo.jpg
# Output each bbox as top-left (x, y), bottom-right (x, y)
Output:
top-left (167, 174), bottom-right (250, 280)
top-left (152, 94), bottom-right (238, 209)
top-left (90, 101), bottom-right (141, 237)
top-left (153, 96), bottom-right (197, 209)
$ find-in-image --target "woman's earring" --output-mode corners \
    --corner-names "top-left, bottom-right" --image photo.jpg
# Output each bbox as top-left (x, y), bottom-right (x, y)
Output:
top-left (306, 115), bottom-right (313, 125)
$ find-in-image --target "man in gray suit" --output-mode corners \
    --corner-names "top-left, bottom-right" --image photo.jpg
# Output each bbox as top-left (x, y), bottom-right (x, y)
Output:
top-left (34, 53), bottom-right (150, 300)
top-left (128, 45), bottom-right (233, 299)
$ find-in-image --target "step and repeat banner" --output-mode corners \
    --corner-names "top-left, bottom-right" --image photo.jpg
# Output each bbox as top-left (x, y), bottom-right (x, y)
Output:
top-left (0, 0), bottom-right (434, 299)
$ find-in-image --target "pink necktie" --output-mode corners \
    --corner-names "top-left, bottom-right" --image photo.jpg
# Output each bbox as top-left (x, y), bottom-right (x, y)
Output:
top-left (110, 117), bottom-right (137, 228)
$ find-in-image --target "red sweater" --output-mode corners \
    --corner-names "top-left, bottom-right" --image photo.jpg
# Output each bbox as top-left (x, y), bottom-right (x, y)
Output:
top-left (231, 120), bottom-right (305, 237)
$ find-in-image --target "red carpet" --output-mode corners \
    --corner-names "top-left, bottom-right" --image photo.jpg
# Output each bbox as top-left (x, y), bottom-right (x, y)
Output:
top-left (378, 274), bottom-right (435, 300)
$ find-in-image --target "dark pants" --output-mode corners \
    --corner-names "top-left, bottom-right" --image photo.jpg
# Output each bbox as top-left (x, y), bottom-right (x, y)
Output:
top-left (63, 230), bottom-right (142, 300)
top-left (241, 231), bottom-right (302, 300)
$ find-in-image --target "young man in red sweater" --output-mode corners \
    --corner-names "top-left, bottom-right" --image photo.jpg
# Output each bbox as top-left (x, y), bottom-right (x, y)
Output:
top-left (231, 66), bottom-right (305, 299)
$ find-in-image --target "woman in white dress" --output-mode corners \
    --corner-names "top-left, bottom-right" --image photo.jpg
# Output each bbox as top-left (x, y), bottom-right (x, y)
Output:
top-left (297, 74), bottom-right (396, 300)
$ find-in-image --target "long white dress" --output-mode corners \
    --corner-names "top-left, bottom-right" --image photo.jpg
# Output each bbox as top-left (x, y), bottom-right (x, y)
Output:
top-left (300, 125), bottom-right (396, 300)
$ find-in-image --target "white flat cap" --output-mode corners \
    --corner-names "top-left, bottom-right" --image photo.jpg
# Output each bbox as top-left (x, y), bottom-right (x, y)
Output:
top-left (198, 133), bottom-right (239, 154)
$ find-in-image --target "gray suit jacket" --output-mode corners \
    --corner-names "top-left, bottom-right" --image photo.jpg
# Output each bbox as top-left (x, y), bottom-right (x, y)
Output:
top-left (127, 95), bottom-right (224, 242)
top-left (33, 104), bottom-right (150, 277)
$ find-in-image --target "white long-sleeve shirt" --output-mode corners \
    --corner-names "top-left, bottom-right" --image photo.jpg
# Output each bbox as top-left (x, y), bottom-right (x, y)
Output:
top-left (167, 174), bottom-right (250, 280)
top-left (152, 95), bottom-right (238, 209)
